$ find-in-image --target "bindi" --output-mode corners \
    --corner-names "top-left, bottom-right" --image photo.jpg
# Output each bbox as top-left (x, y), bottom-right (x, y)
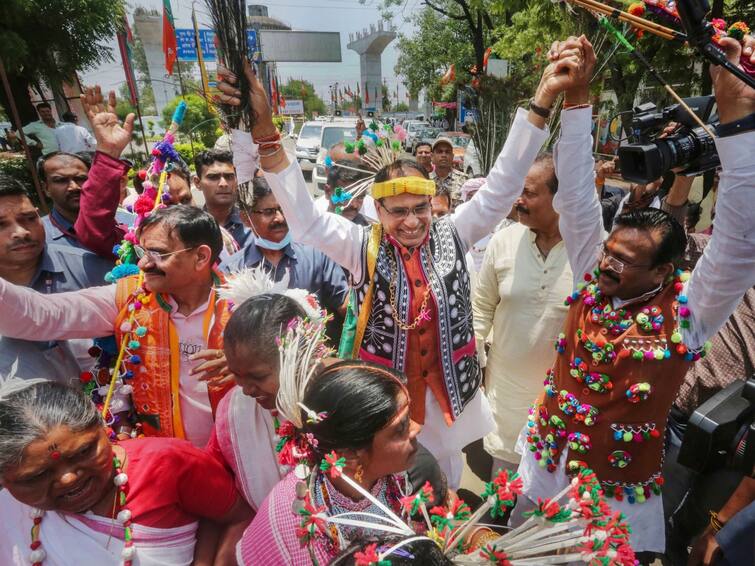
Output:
top-left (48, 443), bottom-right (61, 461)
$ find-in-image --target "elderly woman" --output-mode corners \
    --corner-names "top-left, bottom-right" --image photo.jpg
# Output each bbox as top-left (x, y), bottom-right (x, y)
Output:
top-left (0, 380), bottom-right (250, 565)
top-left (237, 360), bottom-right (423, 565)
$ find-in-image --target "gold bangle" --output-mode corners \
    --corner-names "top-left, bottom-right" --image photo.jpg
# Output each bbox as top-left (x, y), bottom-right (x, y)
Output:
top-left (709, 510), bottom-right (725, 532)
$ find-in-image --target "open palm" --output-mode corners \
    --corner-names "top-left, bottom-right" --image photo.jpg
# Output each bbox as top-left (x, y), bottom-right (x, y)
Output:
top-left (80, 86), bottom-right (135, 159)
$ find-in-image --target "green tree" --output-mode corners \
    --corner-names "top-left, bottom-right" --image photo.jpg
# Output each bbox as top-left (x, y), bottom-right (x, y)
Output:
top-left (279, 79), bottom-right (326, 117)
top-left (0, 0), bottom-right (126, 123)
top-left (394, 102), bottom-right (409, 112)
top-left (161, 94), bottom-right (219, 147)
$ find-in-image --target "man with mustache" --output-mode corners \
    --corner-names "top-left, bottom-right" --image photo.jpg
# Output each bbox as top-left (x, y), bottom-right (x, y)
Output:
top-left (473, 153), bottom-right (574, 478)
top-left (513, 35), bottom-right (755, 560)
top-left (0, 204), bottom-right (237, 447)
top-left (39, 87), bottom-right (135, 263)
top-left (0, 174), bottom-right (113, 382)
top-left (221, 176), bottom-right (348, 342)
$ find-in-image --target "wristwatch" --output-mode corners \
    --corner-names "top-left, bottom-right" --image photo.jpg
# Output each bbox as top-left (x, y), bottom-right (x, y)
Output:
top-left (529, 98), bottom-right (552, 119)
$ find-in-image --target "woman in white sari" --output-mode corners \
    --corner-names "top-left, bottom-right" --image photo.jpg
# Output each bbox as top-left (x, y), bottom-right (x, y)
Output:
top-left (0, 380), bottom-right (251, 565)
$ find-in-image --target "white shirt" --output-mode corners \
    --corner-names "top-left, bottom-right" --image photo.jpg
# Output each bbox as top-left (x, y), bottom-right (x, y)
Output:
top-left (55, 122), bottom-right (96, 154)
top-left (473, 223), bottom-right (573, 462)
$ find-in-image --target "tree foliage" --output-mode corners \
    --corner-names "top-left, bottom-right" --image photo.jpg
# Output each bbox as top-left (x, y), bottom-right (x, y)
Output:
top-left (0, 0), bottom-right (126, 121)
top-left (161, 94), bottom-right (219, 147)
top-left (279, 79), bottom-right (326, 117)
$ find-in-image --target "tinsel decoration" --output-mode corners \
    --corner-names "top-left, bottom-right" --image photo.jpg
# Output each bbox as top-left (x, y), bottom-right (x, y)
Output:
top-left (204, 0), bottom-right (254, 130)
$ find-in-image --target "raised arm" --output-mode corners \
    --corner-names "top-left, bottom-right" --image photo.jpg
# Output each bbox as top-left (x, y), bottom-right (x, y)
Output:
top-left (684, 35), bottom-right (755, 350)
top-left (0, 278), bottom-right (117, 340)
top-left (216, 63), bottom-right (365, 279)
top-left (74, 86), bottom-right (133, 258)
top-left (550, 36), bottom-right (603, 288)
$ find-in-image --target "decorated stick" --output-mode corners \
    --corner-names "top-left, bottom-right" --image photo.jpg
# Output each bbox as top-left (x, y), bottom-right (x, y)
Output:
top-left (566, 0), bottom-right (684, 41)
top-left (100, 101), bottom-right (187, 420)
top-left (596, 15), bottom-right (717, 138)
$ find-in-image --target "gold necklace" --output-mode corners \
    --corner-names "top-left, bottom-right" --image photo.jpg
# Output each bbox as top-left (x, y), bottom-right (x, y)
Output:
top-left (386, 248), bottom-right (432, 331)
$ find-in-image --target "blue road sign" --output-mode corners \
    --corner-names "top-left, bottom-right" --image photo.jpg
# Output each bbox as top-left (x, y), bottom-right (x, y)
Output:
top-left (177, 29), bottom-right (257, 62)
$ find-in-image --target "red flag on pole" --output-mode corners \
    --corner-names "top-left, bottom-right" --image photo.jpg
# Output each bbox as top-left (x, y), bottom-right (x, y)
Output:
top-left (277, 74), bottom-right (286, 109)
top-left (117, 17), bottom-right (138, 105)
top-left (162, 0), bottom-right (178, 75)
top-left (364, 84), bottom-right (370, 105)
top-left (270, 68), bottom-right (280, 114)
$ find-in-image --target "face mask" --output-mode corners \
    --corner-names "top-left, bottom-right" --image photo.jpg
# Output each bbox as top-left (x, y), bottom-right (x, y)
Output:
top-left (255, 231), bottom-right (292, 251)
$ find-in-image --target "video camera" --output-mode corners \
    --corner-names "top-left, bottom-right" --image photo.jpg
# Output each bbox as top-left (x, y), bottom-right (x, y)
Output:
top-left (678, 377), bottom-right (755, 476)
top-left (617, 95), bottom-right (719, 184)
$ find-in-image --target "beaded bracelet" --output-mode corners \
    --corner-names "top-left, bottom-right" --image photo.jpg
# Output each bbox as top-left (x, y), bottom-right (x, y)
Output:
top-left (254, 131), bottom-right (281, 144)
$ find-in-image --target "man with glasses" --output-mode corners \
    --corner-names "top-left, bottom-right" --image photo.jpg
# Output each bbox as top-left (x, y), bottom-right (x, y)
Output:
top-left (193, 149), bottom-right (250, 248)
top-left (511, 36), bottom-right (755, 559)
top-left (219, 46), bottom-right (564, 489)
top-left (0, 205), bottom-right (236, 448)
top-left (221, 177), bottom-right (348, 343)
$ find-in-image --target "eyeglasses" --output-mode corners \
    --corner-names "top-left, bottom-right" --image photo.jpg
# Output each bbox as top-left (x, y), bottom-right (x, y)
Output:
top-left (251, 206), bottom-right (284, 219)
top-left (379, 201), bottom-right (432, 220)
top-left (597, 243), bottom-right (652, 274)
top-left (204, 172), bottom-right (236, 182)
top-left (134, 245), bottom-right (195, 263)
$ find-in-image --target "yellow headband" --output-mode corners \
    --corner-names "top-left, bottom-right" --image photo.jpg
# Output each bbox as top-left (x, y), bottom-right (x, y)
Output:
top-left (371, 176), bottom-right (436, 200)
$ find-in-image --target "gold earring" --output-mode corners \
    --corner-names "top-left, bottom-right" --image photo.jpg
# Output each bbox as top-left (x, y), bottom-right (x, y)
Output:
top-left (354, 464), bottom-right (364, 484)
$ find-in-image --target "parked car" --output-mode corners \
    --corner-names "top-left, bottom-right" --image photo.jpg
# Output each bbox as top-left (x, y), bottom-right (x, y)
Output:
top-left (294, 121), bottom-right (323, 172)
top-left (402, 120), bottom-right (425, 151)
top-left (312, 118), bottom-right (360, 195)
top-left (463, 138), bottom-right (482, 177)
top-left (435, 132), bottom-right (470, 169)
top-left (410, 126), bottom-right (440, 154)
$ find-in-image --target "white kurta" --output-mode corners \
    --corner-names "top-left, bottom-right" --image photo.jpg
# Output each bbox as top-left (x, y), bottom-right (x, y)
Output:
top-left (473, 222), bottom-right (573, 463)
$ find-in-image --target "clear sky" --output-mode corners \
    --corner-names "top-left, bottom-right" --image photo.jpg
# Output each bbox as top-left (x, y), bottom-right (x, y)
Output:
top-left (80, 0), bottom-right (422, 105)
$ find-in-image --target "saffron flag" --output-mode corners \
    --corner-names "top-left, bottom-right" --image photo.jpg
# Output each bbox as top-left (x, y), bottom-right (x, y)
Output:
top-left (117, 17), bottom-right (138, 106)
top-left (277, 74), bottom-right (286, 109)
top-left (163, 0), bottom-right (178, 75)
top-left (270, 67), bottom-right (280, 114)
top-left (364, 84), bottom-right (369, 105)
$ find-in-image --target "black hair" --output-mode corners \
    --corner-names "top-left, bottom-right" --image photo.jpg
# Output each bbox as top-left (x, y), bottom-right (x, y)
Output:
top-left (167, 158), bottom-right (192, 183)
top-left (0, 173), bottom-right (30, 199)
top-left (327, 159), bottom-right (371, 191)
top-left (223, 294), bottom-right (306, 367)
top-left (612, 207), bottom-right (687, 267)
top-left (374, 158), bottom-right (429, 183)
top-left (414, 141), bottom-right (432, 154)
top-left (138, 205), bottom-right (223, 264)
top-left (332, 536), bottom-right (453, 565)
top-left (61, 111), bottom-right (77, 123)
top-left (36, 102), bottom-right (51, 111)
top-left (36, 152), bottom-right (91, 182)
top-left (302, 361), bottom-right (407, 455)
top-left (532, 152), bottom-right (558, 195)
top-left (193, 149), bottom-right (233, 178)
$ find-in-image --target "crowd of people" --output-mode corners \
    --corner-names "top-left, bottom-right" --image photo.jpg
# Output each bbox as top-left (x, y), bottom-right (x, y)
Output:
top-left (0, 32), bottom-right (753, 566)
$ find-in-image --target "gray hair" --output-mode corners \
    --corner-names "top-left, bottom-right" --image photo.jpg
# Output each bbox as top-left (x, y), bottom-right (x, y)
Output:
top-left (0, 382), bottom-right (101, 475)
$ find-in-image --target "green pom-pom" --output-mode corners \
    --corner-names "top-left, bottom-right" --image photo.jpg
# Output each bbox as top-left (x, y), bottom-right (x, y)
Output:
top-left (391, 140), bottom-right (401, 151)
top-left (369, 121), bottom-right (379, 131)
top-left (344, 141), bottom-right (355, 153)
top-left (375, 139), bottom-right (383, 147)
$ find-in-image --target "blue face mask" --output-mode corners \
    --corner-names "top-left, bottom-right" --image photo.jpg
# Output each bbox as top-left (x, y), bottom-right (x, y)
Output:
top-left (255, 231), bottom-right (292, 251)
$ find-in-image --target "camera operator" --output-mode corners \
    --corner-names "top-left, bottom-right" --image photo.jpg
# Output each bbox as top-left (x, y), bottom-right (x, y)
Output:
top-left (687, 475), bottom-right (755, 566)
top-left (515, 33), bottom-right (755, 561)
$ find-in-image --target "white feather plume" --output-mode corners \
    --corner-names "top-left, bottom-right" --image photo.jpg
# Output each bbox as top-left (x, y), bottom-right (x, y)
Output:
top-left (221, 266), bottom-right (324, 320)
top-left (0, 359), bottom-right (48, 402)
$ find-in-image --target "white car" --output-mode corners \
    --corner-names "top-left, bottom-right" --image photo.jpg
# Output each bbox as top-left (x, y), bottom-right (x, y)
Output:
top-left (294, 121), bottom-right (323, 172)
top-left (402, 120), bottom-right (425, 151)
top-left (312, 119), bottom-right (360, 195)
top-left (463, 138), bottom-right (482, 177)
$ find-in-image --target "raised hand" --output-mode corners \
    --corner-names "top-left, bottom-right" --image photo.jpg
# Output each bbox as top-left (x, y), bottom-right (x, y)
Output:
top-left (216, 60), bottom-right (277, 140)
top-left (711, 34), bottom-right (755, 124)
top-left (535, 35), bottom-right (596, 109)
top-left (80, 86), bottom-right (134, 160)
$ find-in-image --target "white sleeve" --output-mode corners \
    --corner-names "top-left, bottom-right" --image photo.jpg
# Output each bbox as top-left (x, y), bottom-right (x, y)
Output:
top-left (262, 160), bottom-right (366, 280)
top-left (683, 130), bottom-right (755, 350)
top-left (0, 280), bottom-right (117, 340)
top-left (452, 108), bottom-right (549, 248)
top-left (552, 107), bottom-right (603, 289)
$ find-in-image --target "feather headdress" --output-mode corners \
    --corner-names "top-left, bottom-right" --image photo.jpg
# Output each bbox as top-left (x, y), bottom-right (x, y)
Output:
top-left (299, 458), bottom-right (637, 565)
top-left (220, 266), bottom-right (325, 321)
